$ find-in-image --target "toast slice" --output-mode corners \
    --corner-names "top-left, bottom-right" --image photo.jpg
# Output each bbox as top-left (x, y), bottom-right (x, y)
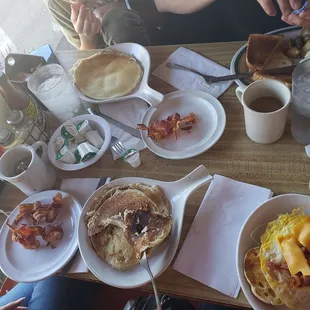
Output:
top-left (246, 34), bottom-right (283, 71)
top-left (244, 247), bottom-right (283, 305)
top-left (252, 49), bottom-right (293, 87)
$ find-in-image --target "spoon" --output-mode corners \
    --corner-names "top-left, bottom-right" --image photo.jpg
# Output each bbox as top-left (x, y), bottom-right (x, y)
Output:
top-left (139, 251), bottom-right (162, 310)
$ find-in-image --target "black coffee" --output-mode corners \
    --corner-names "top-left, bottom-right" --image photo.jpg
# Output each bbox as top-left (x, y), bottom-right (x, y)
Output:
top-left (248, 96), bottom-right (283, 113)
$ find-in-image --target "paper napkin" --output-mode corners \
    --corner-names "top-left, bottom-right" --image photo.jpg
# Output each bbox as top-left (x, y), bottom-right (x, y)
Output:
top-left (173, 175), bottom-right (273, 298)
top-left (60, 178), bottom-right (101, 273)
top-left (153, 47), bottom-right (233, 98)
top-left (99, 99), bottom-right (147, 159)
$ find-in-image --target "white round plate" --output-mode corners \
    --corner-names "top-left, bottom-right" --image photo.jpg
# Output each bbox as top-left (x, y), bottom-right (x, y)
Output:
top-left (0, 190), bottom-right (81, 283)
top-left (48, 114), bottom-right (111, 171)
top-left (230, 26), bottom-right (300, 90)
top-left (237, 194), bottom-right (310, 310)
top-left (140, 90), bottom-right (226, 159)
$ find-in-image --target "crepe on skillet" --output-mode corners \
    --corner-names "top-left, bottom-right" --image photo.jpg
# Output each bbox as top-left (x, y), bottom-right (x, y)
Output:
top-left (71, 51), bottom-right (143, 100)
top-left (85, 184), bottom-right (172, 270)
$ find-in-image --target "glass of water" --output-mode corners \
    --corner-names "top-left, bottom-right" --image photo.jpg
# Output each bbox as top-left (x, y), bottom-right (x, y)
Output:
top-left (28, 64), bottom-right (85, 123)
top-left (291, 60), bottom-right (310, 144)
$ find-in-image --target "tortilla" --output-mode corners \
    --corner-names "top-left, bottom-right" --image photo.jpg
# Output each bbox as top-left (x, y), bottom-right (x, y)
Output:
top-left (71, 51), bottom-right (143, 100)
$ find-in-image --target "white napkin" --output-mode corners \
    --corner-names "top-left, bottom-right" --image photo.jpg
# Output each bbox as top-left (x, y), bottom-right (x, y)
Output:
top-left (99, 99), bottom-right (147, 159)
top-left (173, 175), bottom-right (273, 298)
top-left (60, 178), bottom-right (101, 273)
top-left (153, 47), bottom-right (233, 98)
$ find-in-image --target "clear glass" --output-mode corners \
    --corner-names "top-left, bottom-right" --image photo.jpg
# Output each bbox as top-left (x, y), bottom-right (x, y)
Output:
top-left (291, 60), bottom-right (310, 144)
top-left (27, 64), bottom-right (85, 123)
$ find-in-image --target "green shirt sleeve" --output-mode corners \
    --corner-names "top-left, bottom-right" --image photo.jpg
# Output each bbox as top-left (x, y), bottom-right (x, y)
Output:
top-left (45, 0), bottom-right (80, 49)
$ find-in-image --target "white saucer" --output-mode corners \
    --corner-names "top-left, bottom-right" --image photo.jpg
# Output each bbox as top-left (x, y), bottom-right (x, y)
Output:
top-left (0, 190), bottom-right (81, 282)
top-left (140, 90), bottom-right (226, 159)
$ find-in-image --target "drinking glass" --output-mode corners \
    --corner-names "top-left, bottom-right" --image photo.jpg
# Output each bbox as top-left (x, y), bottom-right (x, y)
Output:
top-left (28, 64), bottom-right (85, 123)
top-left (291, 60), bottom-right (310, 144)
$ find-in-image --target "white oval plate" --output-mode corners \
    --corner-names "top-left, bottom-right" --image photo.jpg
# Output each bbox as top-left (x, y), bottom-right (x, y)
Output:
top-left (78, 166), bottom-right (213, 289)
top-left (48, 114), bottom-right (111, 171)
top-left (236, 193), bottom-right (310, 310)
top-left (230, 26), bottom-right (300, 90)
top-left (139, 90), bottom-right (226, 159)
top-left (0, 190), bottom-right (81, 283)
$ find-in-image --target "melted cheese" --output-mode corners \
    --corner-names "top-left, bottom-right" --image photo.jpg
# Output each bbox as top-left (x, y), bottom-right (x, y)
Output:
top-left (293, 217), bottom-right (310, 251)
top-left (277, 234), bottom-right (310, 276)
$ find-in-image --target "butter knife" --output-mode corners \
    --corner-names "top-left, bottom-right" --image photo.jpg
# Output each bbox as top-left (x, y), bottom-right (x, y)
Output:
top-left (87, 108), bottom-right (141, 139)
top-left (166, 63), bottom-right (296, 85)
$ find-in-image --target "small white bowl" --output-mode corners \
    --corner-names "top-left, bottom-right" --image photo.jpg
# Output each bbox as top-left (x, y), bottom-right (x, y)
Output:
top-left (48, 114), bottom-right (111, 171)
top-left (236, 194), bottom-right (310, 310)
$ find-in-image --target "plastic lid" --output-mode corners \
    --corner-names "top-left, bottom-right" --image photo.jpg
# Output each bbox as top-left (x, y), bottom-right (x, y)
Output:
top-left (0, 128), bottom-right (14, 146)
top-left (7, 110), bottom-right (25, 128)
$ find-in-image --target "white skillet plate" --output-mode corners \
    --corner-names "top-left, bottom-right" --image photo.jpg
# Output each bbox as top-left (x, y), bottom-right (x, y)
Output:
top-left (0, 190), bottom-right (81, 282)
top-left (48, 114), bottom-right (111, 171)
top-left (78, 166), bottom-right (213, 289)
top-left (230, 26), bottom-right (301, 90)
top-left (237, 194), bottom-right (310, 310)
top-left (140, 90), bottom-right (226, 159)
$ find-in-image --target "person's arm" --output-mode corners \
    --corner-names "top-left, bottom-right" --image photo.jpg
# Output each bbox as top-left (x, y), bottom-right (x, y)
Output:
top-left (154, 0), bottom-right (215, 14)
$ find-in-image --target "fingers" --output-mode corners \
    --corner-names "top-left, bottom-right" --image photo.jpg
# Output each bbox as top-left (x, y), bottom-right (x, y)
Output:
top-left (70, 3), bottom-right (79, 24)
top-left (289, 0), bottom-right (301, 10)
top-left (92, 13), bottom-right (101, 34)
top-left (75, 4), bottom-right (87, 33)
top-left (277, 0), bottom-right (294, 16)
top-left (282, 12), bottom-right (310, 28)
top-left (258, 0), bottom-right (277, 16)
top-left (1, 298), bottom-right (25, 310)
top-left (82, 10), bottom-right (91, 36)
top-left (16, 307), bottom-right (28, 310)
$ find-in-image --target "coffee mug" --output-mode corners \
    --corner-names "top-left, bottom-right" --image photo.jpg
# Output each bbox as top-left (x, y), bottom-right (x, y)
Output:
top-left (0, 142), bottom-right (56, 196)
top-left (236, 80), bottom-right (291, 144)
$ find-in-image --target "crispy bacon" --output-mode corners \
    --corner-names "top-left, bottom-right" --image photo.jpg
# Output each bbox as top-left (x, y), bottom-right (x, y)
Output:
top-left (14, 193), bottom-right (63, 225)
top-left (42, 223), bottom-right (64, 249)
top-left (6, 221), bottom-right (43, 250)
top-left (267, 261), bottom-right (289, 271)
top-left (137, 113), bottom-right (198, 142)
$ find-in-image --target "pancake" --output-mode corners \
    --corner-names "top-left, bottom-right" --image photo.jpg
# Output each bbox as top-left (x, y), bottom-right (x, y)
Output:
top-left (71, 51), bottom-right (143, 100)
top-left (85, 183), bottom-right (172, 270)
top-left (124, 208), bottom-right (172, 259)
top-left (244, 247), bottom-right (282, 305)
top-left (90, 225), bottom-right (138, 270)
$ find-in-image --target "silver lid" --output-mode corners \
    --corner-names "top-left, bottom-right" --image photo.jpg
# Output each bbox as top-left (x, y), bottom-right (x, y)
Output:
top-left (7, 110), bottom-right (25, 128)
top-left (0, 128), bottom-right (14, 146)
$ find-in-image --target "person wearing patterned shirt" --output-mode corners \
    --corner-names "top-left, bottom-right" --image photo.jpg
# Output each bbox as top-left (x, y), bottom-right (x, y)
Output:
top-left (45, 0), bottom-right (151, 49)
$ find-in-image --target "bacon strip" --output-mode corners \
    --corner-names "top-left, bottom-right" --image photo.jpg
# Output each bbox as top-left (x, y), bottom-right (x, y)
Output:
top-left (137, 113), bottom-right (198, 142)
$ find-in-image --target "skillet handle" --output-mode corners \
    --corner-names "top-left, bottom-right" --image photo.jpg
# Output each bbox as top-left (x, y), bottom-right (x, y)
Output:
top-left (136, 85), bottom-right (164, 108)
top-left (171, 165), bottom-right (213, 202)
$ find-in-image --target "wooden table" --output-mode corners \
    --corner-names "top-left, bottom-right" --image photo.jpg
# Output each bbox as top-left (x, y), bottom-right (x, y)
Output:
top-left (2, 42), bottom-right (310, 309)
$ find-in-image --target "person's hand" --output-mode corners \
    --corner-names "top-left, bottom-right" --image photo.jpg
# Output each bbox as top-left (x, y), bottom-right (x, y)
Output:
top-left (93, 1), bottom-right (125, 23)
top-left (282, 10), bottom-right (310, 28)
top-left (257, 0), bottom-right (301, 16)
top-left (0, 298), bottom-right (28, 310)
top-left (71, 3), bottom-right (101, 38)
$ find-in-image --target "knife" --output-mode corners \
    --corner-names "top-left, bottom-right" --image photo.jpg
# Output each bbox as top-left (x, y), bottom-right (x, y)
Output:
top-left (87, 108), bottom-right (141, 139)
top-left (166, 63), bottom-right (297, 85)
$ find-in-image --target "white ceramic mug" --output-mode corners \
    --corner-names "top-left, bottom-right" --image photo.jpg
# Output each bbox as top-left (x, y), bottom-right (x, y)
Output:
top-left (0, 142), bottom-right (56, 196)
top-left (236, 80), bottom-right (291, 144)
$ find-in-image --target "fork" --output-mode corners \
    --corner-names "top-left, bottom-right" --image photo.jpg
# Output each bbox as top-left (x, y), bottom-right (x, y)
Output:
top-left (110, 136), bottom-right (126, 158)
top-left (140, 251), bottom-right (162, 310)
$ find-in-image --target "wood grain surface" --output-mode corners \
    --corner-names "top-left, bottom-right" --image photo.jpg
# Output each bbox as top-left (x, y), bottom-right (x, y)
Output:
top-left (1, 42), bottom-right (309, 308)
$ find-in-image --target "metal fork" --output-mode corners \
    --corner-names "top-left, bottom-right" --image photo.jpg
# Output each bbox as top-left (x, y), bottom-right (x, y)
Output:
top-left (110, 136), bottom-right (126, 158)
top-left (140, 251), bottom-right (162, 310)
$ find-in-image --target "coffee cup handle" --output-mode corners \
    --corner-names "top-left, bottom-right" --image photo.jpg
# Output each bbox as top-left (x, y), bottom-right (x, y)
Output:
top-left (32, 141), bottom-right (49, 163)
top-left (235, 87), bottom-right (244, 102)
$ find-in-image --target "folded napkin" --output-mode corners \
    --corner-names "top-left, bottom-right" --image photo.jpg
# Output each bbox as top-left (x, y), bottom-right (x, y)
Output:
top-left (60, 178), bottom-right (101, 273)
top-left (99, 99), bottom-right (147, 159)
top-left (153, 47), bottom-right (233, 98)
top-left (173, 175), bottom-right (273, 298)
